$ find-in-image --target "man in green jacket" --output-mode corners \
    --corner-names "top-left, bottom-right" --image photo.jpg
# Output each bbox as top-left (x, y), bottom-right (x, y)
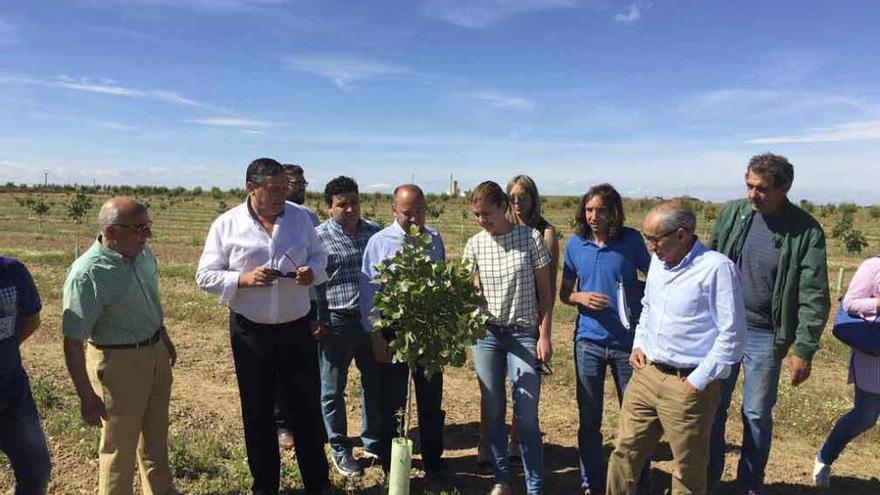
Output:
top-left (707, 153), bottom-right (830, 494)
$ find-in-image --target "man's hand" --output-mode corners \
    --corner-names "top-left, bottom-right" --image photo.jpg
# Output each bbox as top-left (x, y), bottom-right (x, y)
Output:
top-left (312, 321), bottom-right (329, 340)
top-left (786, 355), bottom-right (812, 386)
top-left (160, 327), bottom-right (177, 367)
top-left (577, 292), bottom-right (610, 310)
top-left (681, 377), bottom-right (698, 394)
top-left (80, 391), bottom-right (107, 427)
top-left (370, 331), bottom-right (392, 363)
top-left (629, 347), bottom-right (647, 369)
top-left (239, 266), bottom-right (276, 287)
top-left (295, 266), bottom-right (314, 286)
top-left (536, 335), bottom-right (553, 364)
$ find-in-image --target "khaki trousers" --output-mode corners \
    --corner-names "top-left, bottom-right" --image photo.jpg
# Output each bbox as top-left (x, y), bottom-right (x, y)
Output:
top-left (607, 364), bottom-right (720, 495)
top-left (86, 340), bottom-right (174, 495)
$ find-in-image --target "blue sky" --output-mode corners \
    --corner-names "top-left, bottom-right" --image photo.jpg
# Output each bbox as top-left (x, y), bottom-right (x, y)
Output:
top-left (2, 0), bottom-right (879, 203)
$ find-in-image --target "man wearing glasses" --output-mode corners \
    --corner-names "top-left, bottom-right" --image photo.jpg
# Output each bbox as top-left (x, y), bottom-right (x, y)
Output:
top-left (606, 201), bottom-right (746, 495)
top-left (196, 158), bottom-right (330, 494)
top-left (273, 163), bottom-right (320, 451)
top-left (62, 197), bottom-right (178, 495)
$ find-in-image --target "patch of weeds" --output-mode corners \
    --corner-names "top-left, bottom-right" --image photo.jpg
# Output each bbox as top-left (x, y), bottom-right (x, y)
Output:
top-left (35, 378), bottom-right (101, 457)
top-left (161, 262), bottom-right (197, 280)
top-left (169, 430), bottom-right (251, 494)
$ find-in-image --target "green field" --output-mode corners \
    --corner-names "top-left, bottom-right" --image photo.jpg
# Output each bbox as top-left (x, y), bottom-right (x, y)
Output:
top-left (2, 186), bottom-right (879, 494)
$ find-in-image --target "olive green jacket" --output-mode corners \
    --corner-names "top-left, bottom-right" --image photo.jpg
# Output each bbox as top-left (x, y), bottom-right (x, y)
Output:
top-left (709, 198), bottom-right (830, 360)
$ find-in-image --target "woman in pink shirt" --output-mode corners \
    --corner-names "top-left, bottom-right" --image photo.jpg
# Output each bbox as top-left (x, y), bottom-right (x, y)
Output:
top-left (813, 256), bottom-right (880, 487)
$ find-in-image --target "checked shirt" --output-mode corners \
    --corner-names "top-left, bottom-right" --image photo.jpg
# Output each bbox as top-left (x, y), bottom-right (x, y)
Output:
top-left (315, 218), bottom-right (382, 322)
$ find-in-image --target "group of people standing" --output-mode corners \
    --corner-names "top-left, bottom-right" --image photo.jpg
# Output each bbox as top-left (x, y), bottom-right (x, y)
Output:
top-left (0, 152), bottom-right (878, 495)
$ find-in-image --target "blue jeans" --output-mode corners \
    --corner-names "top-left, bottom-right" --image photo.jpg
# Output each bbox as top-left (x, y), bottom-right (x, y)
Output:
top-left (473, 325), bottom-right (543, 494)
top-left (819, 385), bottom-right (880, 465)
top-left (574, 339), bottom-right (637, 493)
top-left (0, 383), bottom-right (52, 495)
top-left (708, 329), bottom-right (781, 491)
top-left (319, 311), bottom-right (381, 456)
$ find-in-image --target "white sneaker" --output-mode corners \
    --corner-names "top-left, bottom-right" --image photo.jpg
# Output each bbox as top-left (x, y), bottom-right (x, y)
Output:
top-left (813, 456), bottom-right (831, 488)
top-left (488, 483), bottom-right (512, 495)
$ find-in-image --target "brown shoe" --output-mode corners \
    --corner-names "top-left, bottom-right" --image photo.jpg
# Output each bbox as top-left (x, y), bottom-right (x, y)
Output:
top-left (278, 431), bottom-right (295, 450)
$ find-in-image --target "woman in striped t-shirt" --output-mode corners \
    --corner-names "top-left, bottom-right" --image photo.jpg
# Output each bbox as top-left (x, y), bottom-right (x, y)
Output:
top-left (463, 181), bottom-right (554, 495)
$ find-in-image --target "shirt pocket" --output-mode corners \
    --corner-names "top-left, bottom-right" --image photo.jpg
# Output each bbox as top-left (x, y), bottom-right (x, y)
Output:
top-left (664, 288), bottom-right (701, 318)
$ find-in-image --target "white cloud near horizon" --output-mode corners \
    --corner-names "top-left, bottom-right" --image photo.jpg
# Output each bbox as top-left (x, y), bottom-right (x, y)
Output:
top-left (283, 54), bottom-right (407, 90)
top-left (613, 4), bottom-right (641, 23)
top-left (746, 120), bottom-right (880, 144)
top-left (0, 17), bottom-right (18, 44)
top-left (421, 0), bottom-right (579, 29)
top-left (467, 91), bottom-right (534, 110)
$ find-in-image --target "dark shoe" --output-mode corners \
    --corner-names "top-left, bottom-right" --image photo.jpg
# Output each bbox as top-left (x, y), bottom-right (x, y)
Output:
top-left (331, 451), bottom-right (363, 477)
top-left (277, 431), bottom-right (294, 450)
top-left (424, 460), bottom-right (452, 481)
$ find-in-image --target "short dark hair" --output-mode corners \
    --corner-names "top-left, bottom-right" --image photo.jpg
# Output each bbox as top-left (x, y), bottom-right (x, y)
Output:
top-left (324, 176), bottom-right (359, 206)
top-left (574, 183), bottom-right (625, 240)
top-left (747, 152), bottom-right (794, 191)
top-left (471, 181), bottom-right (508, 210)
top-left (246, 158), bottom-right (284, 185)
top-left (283, 163), bottom-right (304, 176)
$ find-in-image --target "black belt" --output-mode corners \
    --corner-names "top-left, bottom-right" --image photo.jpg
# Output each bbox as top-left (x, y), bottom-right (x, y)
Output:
top-left (331, 308), bottom-right (360, 317)
top-left (652, 361), bottom-right (696, 377)
top-left (89, 330), bottom-right (160, 350)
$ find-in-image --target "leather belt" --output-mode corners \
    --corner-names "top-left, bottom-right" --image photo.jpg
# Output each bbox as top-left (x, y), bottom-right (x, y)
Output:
top-left (651, 361), bottom-right (696, 377)
top-left (89, 330), bottom-right (160, 350)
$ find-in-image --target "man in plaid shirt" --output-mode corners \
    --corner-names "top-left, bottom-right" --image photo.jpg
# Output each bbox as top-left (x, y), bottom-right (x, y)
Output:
top-left (314, 176), bottom-right (383, 477)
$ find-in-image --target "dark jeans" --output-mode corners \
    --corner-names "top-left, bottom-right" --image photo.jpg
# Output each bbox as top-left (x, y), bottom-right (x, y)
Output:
top-left (708, 329), bottom-right (781, 492)
top-left (819, 385), bottom-right (880, 465)
top-left (0, 382), bottom-right (52, 495)
top-left (275, 303), bottom-right (316, 434)
top-left (230, 312), bottom-right (329, 493)
top-left (377, 361), bottom-right (445, 473)
top-left (319, 311), bottom-right (381, 456)
top-left (575, 339), bottom-right (641, 493)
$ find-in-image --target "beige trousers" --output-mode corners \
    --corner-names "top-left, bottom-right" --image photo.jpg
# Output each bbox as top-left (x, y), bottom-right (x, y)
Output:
top-left (87, 340), bottom-right (175, 495)
top-left (607, 364), bottom-right (720, 495)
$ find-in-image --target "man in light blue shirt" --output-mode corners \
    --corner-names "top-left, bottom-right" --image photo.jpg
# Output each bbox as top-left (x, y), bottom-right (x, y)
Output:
top-left (359, 184), bottom-right (448, 478)
top-left (607, 201), bottom-right (746, 495)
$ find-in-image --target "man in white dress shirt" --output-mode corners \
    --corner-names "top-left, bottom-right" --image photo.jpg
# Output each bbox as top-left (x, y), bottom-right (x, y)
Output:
top-left (606, 201), bottom-right (746, 495)
top-left (196, 158), bottom-right (330, 495)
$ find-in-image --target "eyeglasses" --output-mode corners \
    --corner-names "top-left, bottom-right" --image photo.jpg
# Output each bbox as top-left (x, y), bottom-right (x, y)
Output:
top-left (112, 222), bottom-right (152, 234)
top-left (269, 253), bottom-right (301, 278)
top-left (288, 180), bottom-right (308, 188)
top-left (539, 362), bottom-right (553, 376)
top-left (643, 227), bottom-right (679, 245)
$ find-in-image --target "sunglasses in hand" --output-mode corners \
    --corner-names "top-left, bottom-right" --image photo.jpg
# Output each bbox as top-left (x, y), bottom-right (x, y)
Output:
top-left (269, 253), bottom-right (302, 279)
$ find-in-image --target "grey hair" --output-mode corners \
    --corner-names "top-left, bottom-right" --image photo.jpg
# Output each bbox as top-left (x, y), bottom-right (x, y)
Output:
top-left (654, 200), bottom-right (697, 233)
top-left (98, 203), bottom-right (121, 229)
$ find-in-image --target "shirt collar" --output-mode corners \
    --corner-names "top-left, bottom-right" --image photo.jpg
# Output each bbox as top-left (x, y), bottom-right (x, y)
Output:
top-left (328, 217), bottom-right (363, 236)
top-left (245, 197), bottom-right (285, 224)
top-left (664, 238), bottom-right (706, 271)
top-left (94, 235), bottom-right (134, 263)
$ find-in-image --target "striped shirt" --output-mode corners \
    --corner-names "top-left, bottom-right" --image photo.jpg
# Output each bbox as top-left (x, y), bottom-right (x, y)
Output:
top-left (844, 257), bottom-right (880, 394)
top-left (462, 225), bottom-right (551, 328)
top-left (62, 239), bottom-right (164, 345)
top-left (315, 218), bottom-right (381, 322)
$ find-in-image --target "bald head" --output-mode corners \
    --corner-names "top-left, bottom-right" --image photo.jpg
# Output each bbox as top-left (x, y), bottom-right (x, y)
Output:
top-left (99, 197), bottom-right (146, 229)
top-left (391, 184), bottom-right (427, 232)
top-left (645, 200), bottom-right (696, 235)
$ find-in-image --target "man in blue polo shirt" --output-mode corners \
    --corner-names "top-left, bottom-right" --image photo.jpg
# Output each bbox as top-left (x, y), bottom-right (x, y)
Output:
top-left (1, 256), bottom-right (52, 494)
top-left (559, 184), bottom-right (650, 495)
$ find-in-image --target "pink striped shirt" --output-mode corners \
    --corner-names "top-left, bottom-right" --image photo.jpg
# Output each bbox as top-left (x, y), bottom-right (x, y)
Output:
top-left (843, 257), bottom-right (880, 394)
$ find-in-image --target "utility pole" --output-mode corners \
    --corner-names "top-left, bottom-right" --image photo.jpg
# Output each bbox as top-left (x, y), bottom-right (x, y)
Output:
top-left (43, 169), bottom-right (49, 187)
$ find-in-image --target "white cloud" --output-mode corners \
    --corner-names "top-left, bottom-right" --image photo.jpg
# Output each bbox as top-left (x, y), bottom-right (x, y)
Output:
top-left (0, 72), bottom-right (228, 112)
top-left (284, 55), bottom-right (406, 90)
top-left (188, 117), bottom-right (269, 129)
top-left (467, 91), bottom-right (534, 110)
top-left (613, 4), bottom-right (641, 23)
top-left (362, 182), bottom-right (393, 193)
top-left (746, 120), bottom-right (880, 144)
top-left (679, 88), bottom-right (872, 121)
top-left (90, 120), bottom-right (136, 131)
top-left (422, 0), bottom-right (578, 29)
top-left (0, 17), bottom-right (18, 44)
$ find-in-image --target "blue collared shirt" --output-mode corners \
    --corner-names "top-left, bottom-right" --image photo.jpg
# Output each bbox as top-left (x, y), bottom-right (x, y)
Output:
top-left (359, 221), bottom-right (446, 332)
top-left (633, 239), bottom-right (747, 390)
top-left (315, 218), bottom-right (382, 322)
top-left (562, 227), bottom-right (650, 347)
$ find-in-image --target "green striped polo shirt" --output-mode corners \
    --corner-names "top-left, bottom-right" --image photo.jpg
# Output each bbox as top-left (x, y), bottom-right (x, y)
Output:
top-left (62, 238), bottom-right (164, 345)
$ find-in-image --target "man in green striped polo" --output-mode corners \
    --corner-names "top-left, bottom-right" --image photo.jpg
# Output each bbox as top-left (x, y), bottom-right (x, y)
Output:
top-left (62, 197), bottom-right (178, 495)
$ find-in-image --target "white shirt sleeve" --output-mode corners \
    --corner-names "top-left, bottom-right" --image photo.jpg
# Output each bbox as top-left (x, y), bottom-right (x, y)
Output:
top-left (195, 217), bottom-right (240, 303)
